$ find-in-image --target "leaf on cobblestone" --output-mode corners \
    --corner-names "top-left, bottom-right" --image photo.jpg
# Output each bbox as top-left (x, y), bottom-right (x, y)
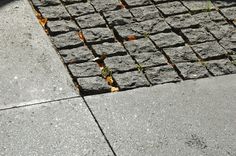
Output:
top-left (36, 12), bottom-right (47, 27)
top-left (118, 0), bottom-right (127, 9)
top-left (111, 86), bottom-right (119, 92)
top-left (101, 66), bottom-right (112, 78)
top-left (106, 76), bottom-right (114, 85)
top-left (77, 31), bottom-right (85, 42)
top-left (127, 35), bottom-right (137, 41)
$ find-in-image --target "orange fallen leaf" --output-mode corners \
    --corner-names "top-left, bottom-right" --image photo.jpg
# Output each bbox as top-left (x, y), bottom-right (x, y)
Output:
top-left (77, 31), bottom-right (85, 42)
top-left (127, 35), bottom-right (136, 41)
top-left (111, 86), bottom-right (119, 92)
top-left (106, 76), bottom-right (114, 85)
top-left (35, 12), bottom-right (47, 27)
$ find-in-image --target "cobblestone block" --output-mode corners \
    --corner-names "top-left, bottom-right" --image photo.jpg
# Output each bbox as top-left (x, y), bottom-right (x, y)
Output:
top-left (90, 0), bottom-right (120, 12)
top-left (166, 13), bottom-right (199, 29)
top-left (212, 0), bottom-right (236, 8)
top-left (77, 76), bottom-right (110, 94)
top-left (124, 38), bottom-right (156, 54)
top-left (83, 28), bottom-right (114, 44)
top-left (219, 35), bottom-right (236, 54)
top-left (231, 55), bottom-right (236, 61)
top-left (113, 71), bottom-right (150, 90)
top-left (31, 0), bottom-right (61, 6)
top-left (221, 7), bottom-right (236, 21)
top-left (75, 13), bottom-right (106, 29)
top-left (104, 55), bottom-right (136, 73)
top-left (207, 21), bottom-right (234, 40)
top-left (191, 41), bottom-right (227, 60)
top-left (145, 66), bottom-right (180, 84)
top-left (156, 1), bottom-right (188, 16)
top-left (182, 28), bottom-right (215, 44)
top-left (130, 5), bottom-right (162, 22)
top-left (150, 32), bottom-right (185, 48)
top-left (176, 62), bottom-right (209, 79)
top-left (61, 0), bottom-right (85, 4)
top-left (68, 62), bottom-right (101, 77)
top-left (38, 5), bottom-right (70, 19)
top-left (47, 20), bottom-right (78, 34)
top-left (104, 9), bottom-right (135, 27)
top-left (182, 1), bottom-right (215, 12)
top-left (163, 45), bottom-right (198, 63)
top-left (205, 59), bottom-right (236, 76)
top-left (152, 0), bottom-right (169, 4)
top-left (50, 31), bottom-right (83, 49)
top-left (92, 42), bottom-right (127, 57)
top-left (66, 3), bottom-right (95, 17)
top-left (124, 0), bottom-right (152, 7)
top-left (59, 47), bottom-right (94, 64)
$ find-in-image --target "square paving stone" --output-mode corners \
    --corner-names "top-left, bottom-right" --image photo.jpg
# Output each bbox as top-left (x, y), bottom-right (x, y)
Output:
top-left (145, 66), bottom-right (180, 84)
top-left (163, 45), bottom-right (198, 63)
top-left (59, 46), bottom-right (94, 64)
top-left (181, 1), bottom-right (215, 12)
top-left (104, 55), bottom-right (137, 73)
top-left (77, 76), bottom-right (110, 94)
top-left (92, 42), bottom-right (127, 57)
top-left (47, 20), bottom-right (79, 34)
top-left (150, 32), bottom-right (185, 48)
top-left (182, 28), bottom-right (215, 44)
top-left (38, 5), bottom-right (70, 19)
top-left (166, 13), bottom-right (199, 29)
top-left (130, 5), bottom-right (162, 22)
top-left (31, 0), bottom-right (61, 6)
top-left (0, 98), bottom-right (113, 156)
top-left (156, 1), bottom-right (188, 16)
top-left (75, 13), bottom-right (106, 29)
top-left (124, 0), bottom-right (152, 7)
top-left (68, 62), bottom-right (101, 77)
top-left (191, 41), bottom-right (227, 60)
top-left (124, 38), bottom-right (156, 54)
top-left (205, 59), bottom-right (236, 76)
top-left (90, 0), bottom-right (120, 12)
top-left (66, 2), bottom-right (95, 17)
top-left (221, 7), bottom-right (236, 21)
top-left (113, 71), bottom-right (150, 90)
top-left (50, 31), bottom-right (84, 49)
top-left (176, 62), bottom-right (210, 79)
top-left (83, 28), bottom-right (114, 44)
top-left (219, 35), bottom-right (236, 54)
top-left (212, 0), bottom-right (236, 8)
top-left (104, 9), bottom-right (135, 27)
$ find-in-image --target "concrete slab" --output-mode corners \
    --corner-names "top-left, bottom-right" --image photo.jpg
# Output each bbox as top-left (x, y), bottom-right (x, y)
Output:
top-left (0, 97), bottom-right (113, 156)
top-left (0, 0), bottom-right (78, 108)
top-left (85, 75), bottom-right (236, 156)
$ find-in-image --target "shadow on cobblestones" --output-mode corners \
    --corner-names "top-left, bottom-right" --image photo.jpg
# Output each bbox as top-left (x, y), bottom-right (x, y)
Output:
top-left (0, 0), bottom-right (15, 7)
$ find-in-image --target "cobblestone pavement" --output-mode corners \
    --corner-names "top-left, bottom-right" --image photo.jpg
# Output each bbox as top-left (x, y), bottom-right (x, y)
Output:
top-left (29, 0), bottom-right (236, 95)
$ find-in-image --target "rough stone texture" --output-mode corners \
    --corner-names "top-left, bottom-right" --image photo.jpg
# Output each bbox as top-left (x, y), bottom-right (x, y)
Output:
top-left (156, 1), bottom-right (188, 16)
top-left (47, 20), bottom-right (79, 34)
top-left (75, 13), bottom-right (106, 29)
top-left (83, 28), bottom-right (114, 44)
top-left (0, 98), bottom-right (113, 156)
top-left (221, 7), bottom-right (236, 20)
top-left (38, 5), bottom-right (70, 19)
top-left (163, 45), bottom-right (198, 63)
top-left (181, 1), bottom-right (215, 12)
top-left (77, 76), bottom-right (110, 94)
top-left (176, 62), bottom-right (209, 79)
top-left (66, 2), bottom-right (95, 17)
top-left (125, 0), bottom-right (152, 7)
top-left (150, 32), bottom-right (185, 48)
top-left (59, 47), bottom-right (94, 64)
top-left (92, 42), bottom-right (127, 57)
top-left (166, 13), bottom-right (199, 29)
top-left (90, 0), bottom-right (120, 12)
top-left (191, 41), bottom-right (227, 60)
top-left (124, 38), bottom-right (156, 54)
top-left (50, 31), bottom-right (84, 49)
top-left (145, 66), bottom-right (180, 84)
top-left (31, 0), bottom-right (61, 6)
top-left (219, 29), bottom-right (236, 53)
top-left (113, 71), bottom-right (150, 90)
top-left (205, 59), bottom-right (236, 76)
top-left (182, 28), bottom-right (215, 44)
top-left (212, 0), bottom-right (236, 8)
top-left (130, 5), bottom-right (162, 22)
top-left (193, 11), bottom-right (225, 26)
top-left (231, 55), bottom-right (236, 61)
top-left (104, 55), bottom-right (137, 73)
top-left (68, 62), bottom-right (101, 77)
top-left (104, 9), bottom-right (135, 27)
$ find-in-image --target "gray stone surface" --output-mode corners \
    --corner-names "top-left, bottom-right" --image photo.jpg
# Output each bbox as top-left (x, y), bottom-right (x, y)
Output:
top-left (83, 28), bottom-right (114, 44)
top-left (182, 28), bottom-right (215, 44)
top-left (0, 0), bottom-right (78, 109)
top-left (156, 1), bottom-right (188, 16)
top-left (205, 59), bottom-right (236, 76)
top-left (85, 74), bottom-right (236, 155)
top-left (212, 0), bottom-right (236, 8)
top-left (125, 0), bottom-right (152, 7)
top-left (221, 7), bottom-right (236, 20)
top-left (66, 2), bottom-right (95, 17)
top-left (50, 31), bottom-right (84, 49)
top-left (75, 13), bottom-right (106, 29)
top-left (193, 11), bottom-right (225, 26)
top-left (38, 4), bottom-right (70, 19)
top-left (176, 62), bottom-right (210, 79)
top-left (219, 29), bottom-right (236, 53)
top-left (90, 0), bottom-right (120, 12)
top-left (182, 1), bottom-right (215, 12)
top-left (0, 98), bottom-right (113, 156)
top-left (47, 20), bottom-right (79, 34)
top-left (77, 76), bottom-right (110, 94)
top-left (113, 71), bottom-right (150, 90)
top-left (145, 66), bottom-right (180, 84)
top-left (163, 45), bottom-right (198, 63)
top-left (59, 46), bottom-right (94, 64)
top-left (68, 62), bottom-right (101, 77)
top-left (150, 32), bottom-right (185, 48)
top-left (31, 0), bottom-right (61, 6)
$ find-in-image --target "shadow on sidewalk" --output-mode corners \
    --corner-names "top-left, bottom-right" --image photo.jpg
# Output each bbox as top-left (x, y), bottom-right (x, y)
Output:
top-left (0, 0), bottom-right (16, 8)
